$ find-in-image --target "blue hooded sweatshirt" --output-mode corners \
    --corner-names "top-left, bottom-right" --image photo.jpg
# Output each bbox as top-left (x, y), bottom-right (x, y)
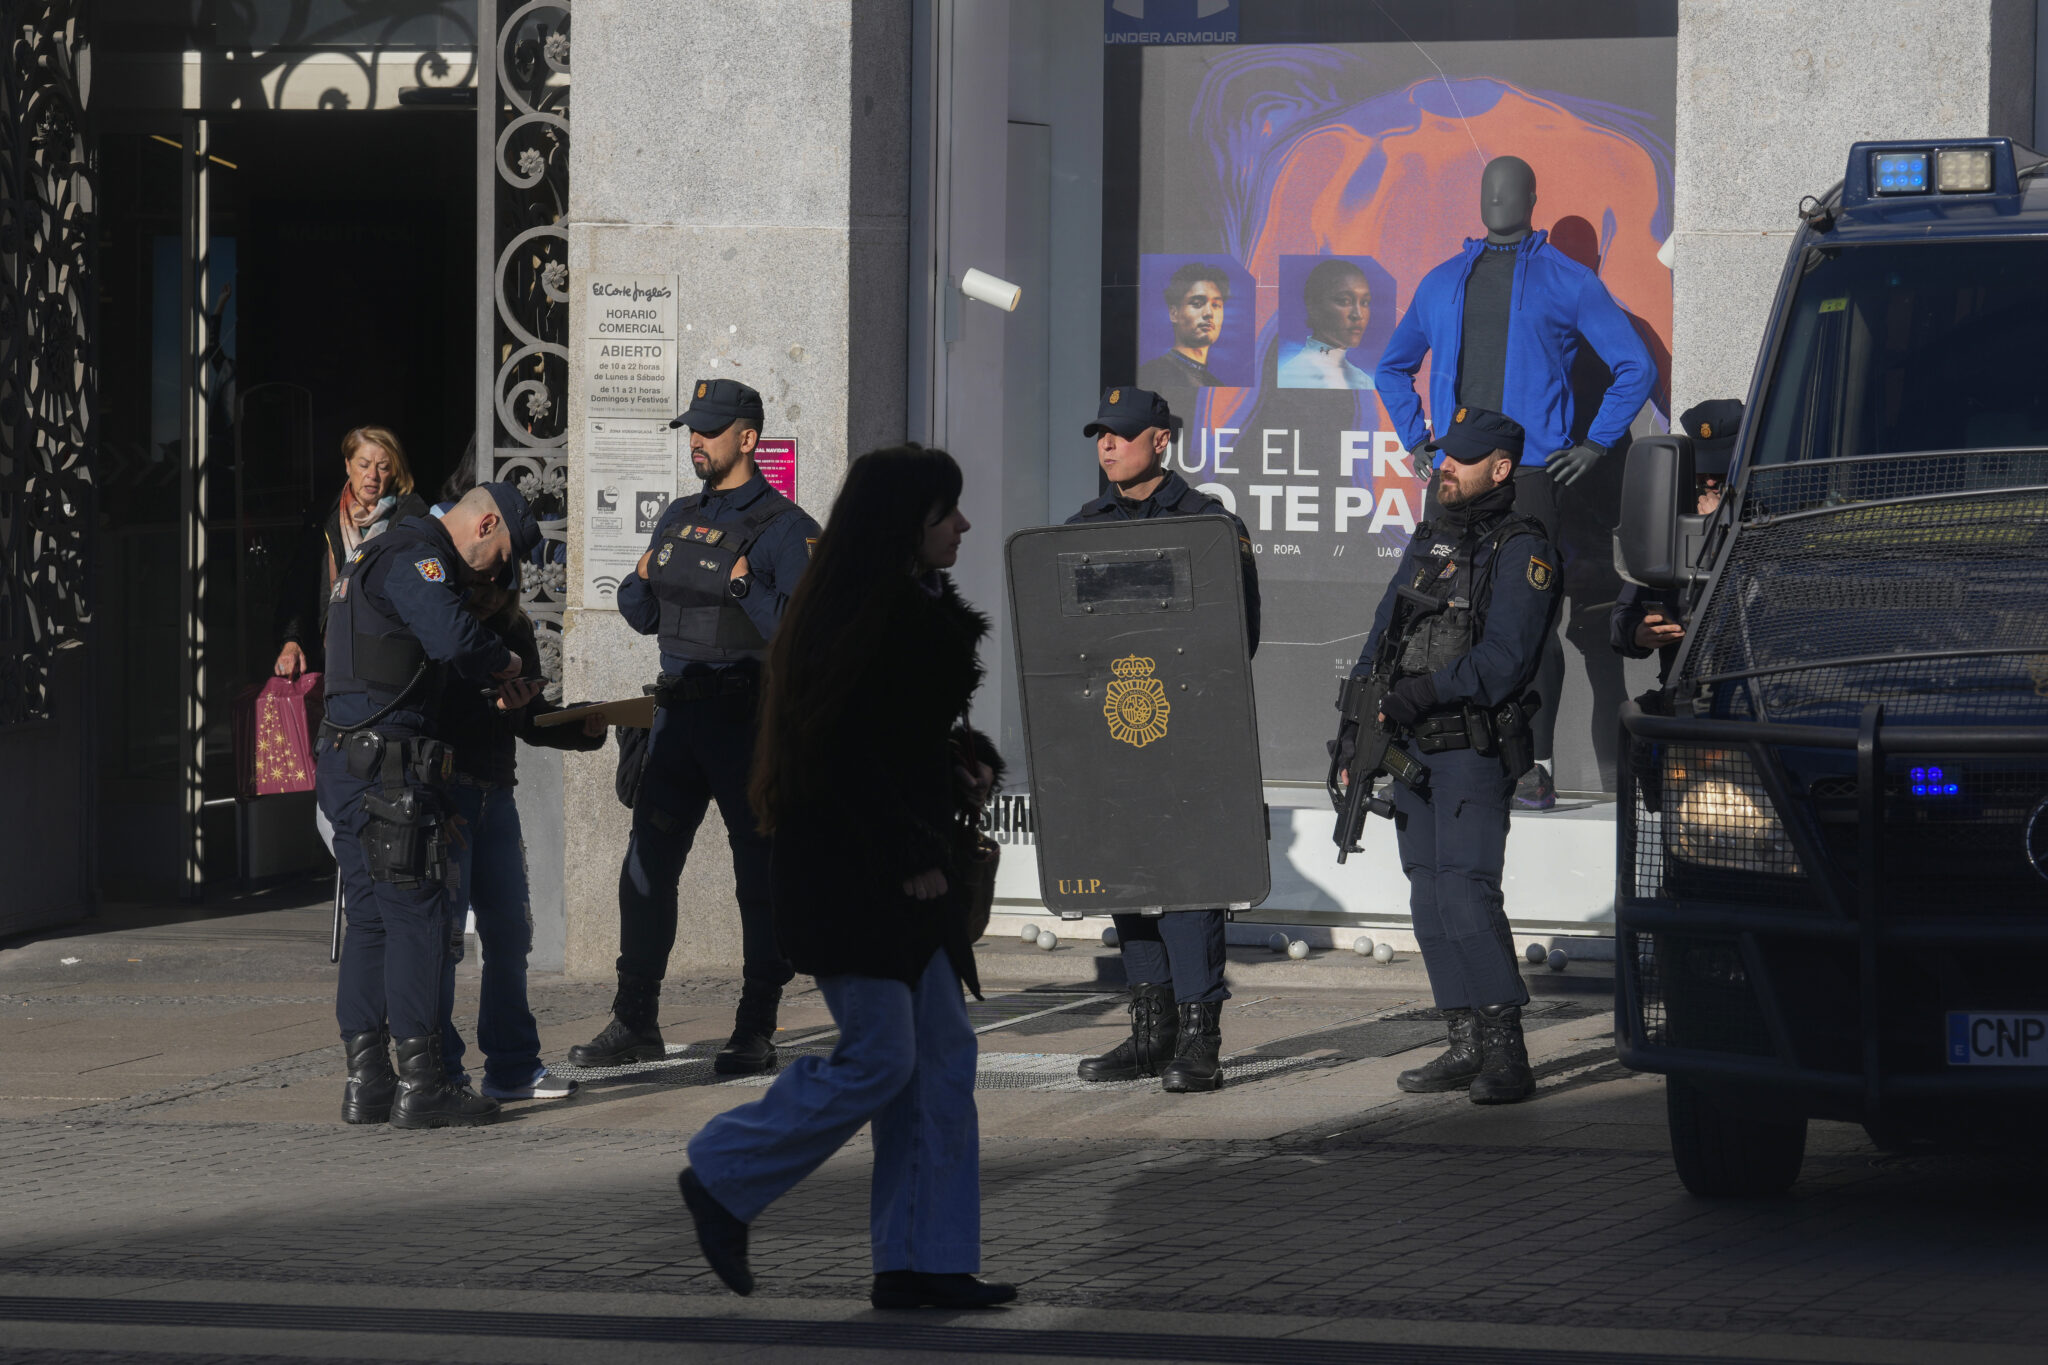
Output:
top-left (1374, 230), bottom-right (1655, 465)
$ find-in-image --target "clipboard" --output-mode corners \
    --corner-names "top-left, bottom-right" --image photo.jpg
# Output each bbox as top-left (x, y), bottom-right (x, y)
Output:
top-left (531, 694), bottom-right (658, 730)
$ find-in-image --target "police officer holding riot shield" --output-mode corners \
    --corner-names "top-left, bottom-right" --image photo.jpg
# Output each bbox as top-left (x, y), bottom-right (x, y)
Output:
top-left (320, 482), bottom-right (541, 1129)
top-left (1065, 386), bottom-right (1260, 1093)
top-left (570, 379), bottom-right (821, 1076)
top-left (1336, 408), bottom-right (1560, 1104)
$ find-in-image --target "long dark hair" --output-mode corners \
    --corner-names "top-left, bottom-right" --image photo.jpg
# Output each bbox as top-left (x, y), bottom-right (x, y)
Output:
top-left (750, 444), bottom-right (963, 829)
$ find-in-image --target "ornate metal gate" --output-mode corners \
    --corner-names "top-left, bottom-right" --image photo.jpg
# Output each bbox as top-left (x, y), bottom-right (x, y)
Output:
top-left (0, 2), bottom-right (95, 931)
top-left (476, 0), bottom-right (569, 691)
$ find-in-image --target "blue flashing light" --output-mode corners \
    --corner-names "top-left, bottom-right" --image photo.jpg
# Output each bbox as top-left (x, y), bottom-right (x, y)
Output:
top-left (1871, 151), bottom-right (1932, 195)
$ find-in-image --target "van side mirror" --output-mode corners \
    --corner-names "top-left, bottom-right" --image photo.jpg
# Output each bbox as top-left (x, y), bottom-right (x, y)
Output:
top-left (1615, 434), bottom-right (1708, 589)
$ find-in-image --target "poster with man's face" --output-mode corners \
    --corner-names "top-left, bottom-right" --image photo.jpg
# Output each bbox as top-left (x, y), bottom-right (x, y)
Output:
top-left (1117, 18), bottom-right (1675, 786)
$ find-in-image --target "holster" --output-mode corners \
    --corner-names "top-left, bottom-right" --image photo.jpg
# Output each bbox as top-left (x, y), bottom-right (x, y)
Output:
top-left (1492, 691), bottom-right (1542, 780)
top-left (342, 731), bottom-right (453, 889)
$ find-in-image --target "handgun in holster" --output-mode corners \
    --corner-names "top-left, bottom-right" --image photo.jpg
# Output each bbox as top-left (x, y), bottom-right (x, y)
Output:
top-left (345, 731), bottom-right (454, 889)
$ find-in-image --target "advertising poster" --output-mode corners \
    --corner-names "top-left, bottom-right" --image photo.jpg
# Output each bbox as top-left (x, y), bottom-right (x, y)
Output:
top-left (1117, 17), bottom-right (1675, 788)
top-left (582, 274), bottom-right (680, 608)
top-left (753, 437), bottom-right (797, 501)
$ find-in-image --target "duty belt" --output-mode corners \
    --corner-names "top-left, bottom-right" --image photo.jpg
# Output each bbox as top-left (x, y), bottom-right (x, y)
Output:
top-left (1409, 706), bottom-right (1496, 755)
top-left (318, 722), bottom-right (455, 787)
top-left (654, 669), bottom-right (758, 706)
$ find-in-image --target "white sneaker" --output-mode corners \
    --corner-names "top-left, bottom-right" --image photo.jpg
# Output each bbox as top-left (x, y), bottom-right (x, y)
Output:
top-left (482, 1066), bottom-right (579, 1102)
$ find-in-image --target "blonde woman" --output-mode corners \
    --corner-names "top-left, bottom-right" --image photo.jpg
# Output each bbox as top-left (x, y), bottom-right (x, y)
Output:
top-left (274, 426), bottom-right (430, 678)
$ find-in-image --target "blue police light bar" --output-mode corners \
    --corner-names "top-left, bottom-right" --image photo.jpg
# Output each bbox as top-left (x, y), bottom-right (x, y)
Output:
top-left (1842, 139), bottom-right (2019, 207)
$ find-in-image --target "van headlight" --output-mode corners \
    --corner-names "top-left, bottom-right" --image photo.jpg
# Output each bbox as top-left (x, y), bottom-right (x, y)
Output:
top-left (1664, 747), bottom-right (1802, 875)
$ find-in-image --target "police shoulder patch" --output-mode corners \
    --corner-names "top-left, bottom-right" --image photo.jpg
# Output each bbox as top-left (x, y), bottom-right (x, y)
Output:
top-left (415, 558), bottom-right (447, 583)
top-left (1526, 555), bottom-right (1555, 591)
top-left (805, 536), bottom-right (819, 558)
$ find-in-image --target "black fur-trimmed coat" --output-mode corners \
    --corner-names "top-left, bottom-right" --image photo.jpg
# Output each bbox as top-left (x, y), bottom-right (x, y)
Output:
top-left (770, 572), bottom-right (1000, 992)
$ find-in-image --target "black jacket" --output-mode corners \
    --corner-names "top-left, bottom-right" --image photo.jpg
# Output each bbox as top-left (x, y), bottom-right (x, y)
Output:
top-left (771, 574), bottom-right (997, 992)
top-left (441, 611), bottom-right (606, 786)
top-left (276, 488), bottom-right (431, 668)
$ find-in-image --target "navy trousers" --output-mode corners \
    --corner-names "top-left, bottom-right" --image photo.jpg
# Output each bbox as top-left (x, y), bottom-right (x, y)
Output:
top-left (1389, 744), bottom-right (1529, 1011)
top-left (1113, 909), bottom-right (1228, 1005)
top-left (318, 739), bottom-right (451, 1042)
top-left (616, 693), bottom-right (792, 986)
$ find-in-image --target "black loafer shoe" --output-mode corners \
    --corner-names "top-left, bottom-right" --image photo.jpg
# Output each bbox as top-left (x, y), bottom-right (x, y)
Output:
top-left (870, 1270), bottom-right (1017, 1310)
top-left (678, 1167), bottom-right (753, 1296)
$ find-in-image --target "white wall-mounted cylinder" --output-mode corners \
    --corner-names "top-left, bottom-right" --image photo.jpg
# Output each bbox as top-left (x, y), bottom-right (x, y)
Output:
top-left (959, 267), bottom-right (1021, 312)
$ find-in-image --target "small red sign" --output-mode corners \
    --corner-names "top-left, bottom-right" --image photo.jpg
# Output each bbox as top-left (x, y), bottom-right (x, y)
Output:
top-left (755, 438), bottom-right (797, 500)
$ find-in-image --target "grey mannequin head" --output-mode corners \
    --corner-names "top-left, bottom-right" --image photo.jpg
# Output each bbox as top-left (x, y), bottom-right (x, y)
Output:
top-left (1479, 156), bottom-right (1537, 241)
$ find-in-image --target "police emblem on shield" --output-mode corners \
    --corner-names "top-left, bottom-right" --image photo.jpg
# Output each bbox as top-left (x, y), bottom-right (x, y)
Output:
top-left (657, 543), bottom-right (674, 567)
top-left (1103, 654), bottom-right (1170, 747)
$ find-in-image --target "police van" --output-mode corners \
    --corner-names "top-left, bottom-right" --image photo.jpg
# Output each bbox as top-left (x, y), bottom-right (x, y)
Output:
top-left (1614, 139), bottom-right (2048, 1195)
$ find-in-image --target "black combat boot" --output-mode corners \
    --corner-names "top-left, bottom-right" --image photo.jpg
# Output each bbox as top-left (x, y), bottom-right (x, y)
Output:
top-left (1396, 1008), bottom-right (1483, 1093)
top-left (389, 1035), bottom-right (500, 1129)
top-left (340, 1029), bottom-right (396, 1125)
top-left (1077, 983), bottom-right (1178, 1081)
top-left (714, 980), bottom-right (782, 1075)
top-left (566, 972), bottom-right (665, 1067)
top-left (1469, 1003), bottom-right (1536, 1105)
top-left (1160, 1000), bottom-right (1224, 1093)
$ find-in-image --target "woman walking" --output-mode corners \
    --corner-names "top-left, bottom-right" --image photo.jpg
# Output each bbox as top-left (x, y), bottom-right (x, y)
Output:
top-left (678, 444), bottom-right (1012, 1310)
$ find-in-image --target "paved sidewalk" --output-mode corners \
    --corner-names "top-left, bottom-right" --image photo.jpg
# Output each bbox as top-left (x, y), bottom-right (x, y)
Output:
top-left (2, 889), bottom-right (2043, 1364)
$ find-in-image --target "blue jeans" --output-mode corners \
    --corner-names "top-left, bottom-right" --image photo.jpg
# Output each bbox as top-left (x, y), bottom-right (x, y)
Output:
top-left (688, 950), bottom-right (981, 1274)
top-left (436, 780), bottom-right (543, 1090)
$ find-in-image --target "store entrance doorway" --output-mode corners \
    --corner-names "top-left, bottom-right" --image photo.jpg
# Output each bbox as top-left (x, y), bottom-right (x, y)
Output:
top-left (95, 111), bottom-right (476, 901)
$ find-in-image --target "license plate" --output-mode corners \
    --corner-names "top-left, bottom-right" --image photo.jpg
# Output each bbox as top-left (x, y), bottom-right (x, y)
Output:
top-left (1947, 1012), bottom-right (2048, 1066)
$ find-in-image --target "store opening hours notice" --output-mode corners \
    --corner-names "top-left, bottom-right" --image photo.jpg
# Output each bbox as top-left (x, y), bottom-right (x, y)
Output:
top-left (583, 274), bottom-right (680, 607)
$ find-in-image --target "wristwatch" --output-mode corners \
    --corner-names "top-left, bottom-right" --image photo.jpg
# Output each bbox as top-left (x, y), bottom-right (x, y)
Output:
top-left (727, 575), bottom-right (751, 600)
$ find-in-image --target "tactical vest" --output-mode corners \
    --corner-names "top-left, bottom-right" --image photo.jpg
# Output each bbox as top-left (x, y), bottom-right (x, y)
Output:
top-left (1393, 513), bottom-right (1545, 681)
top-left (649, 487), bottom-right (799, 664)
top-left (323, 522), bottom-right (449, 709)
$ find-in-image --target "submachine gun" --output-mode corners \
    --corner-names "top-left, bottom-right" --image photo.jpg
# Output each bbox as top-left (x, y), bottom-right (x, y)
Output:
top-left (1325, 550), bottom-right (1452, 863)
top-left (1327, 666), bottom-right (1430, 864)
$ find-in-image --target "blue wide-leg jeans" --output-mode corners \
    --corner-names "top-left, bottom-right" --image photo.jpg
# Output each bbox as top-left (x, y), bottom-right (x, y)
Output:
top-left (687, 949), bottom-right (981, 1274)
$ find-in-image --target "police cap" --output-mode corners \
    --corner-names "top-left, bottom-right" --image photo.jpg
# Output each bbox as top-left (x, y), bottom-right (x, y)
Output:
top-left (480, 481), bottom-right (543, 562)
top-left (672, 377), bottom-right (766, 432)
top-left (1680, 398), bottom-right (1743, 476)
top-left (1423, 405), bottom-right (1525, 463)
top-left (1083, 386), bottom-right (1182, 439)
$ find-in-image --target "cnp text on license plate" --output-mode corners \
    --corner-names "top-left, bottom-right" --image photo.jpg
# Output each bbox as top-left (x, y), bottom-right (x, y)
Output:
top-left (1947, 1012), bottom-right (2048, 1066)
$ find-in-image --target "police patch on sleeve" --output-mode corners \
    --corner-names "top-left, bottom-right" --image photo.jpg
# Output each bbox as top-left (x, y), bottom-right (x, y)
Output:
top-left (415, 558), bottom-right (447, 583)
top-left (1526, 555), bottom-right (1555, 591)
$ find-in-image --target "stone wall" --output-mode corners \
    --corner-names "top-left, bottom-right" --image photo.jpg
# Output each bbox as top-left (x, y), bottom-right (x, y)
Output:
top-left (559, 0), bottom-right (911, 979)
top-left (1671, 0), bottom-right (2037, 416)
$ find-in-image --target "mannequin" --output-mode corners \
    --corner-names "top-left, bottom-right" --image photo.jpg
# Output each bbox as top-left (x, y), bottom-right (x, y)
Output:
top-left (1374, 155), bottom-right (1654, 807)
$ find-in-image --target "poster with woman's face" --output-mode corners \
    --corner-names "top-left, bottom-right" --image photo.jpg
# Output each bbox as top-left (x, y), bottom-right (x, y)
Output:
top-left (1275, 255), bottom-right (1396, 390)
top-left (1114, 14), bottom-right (1675, 786)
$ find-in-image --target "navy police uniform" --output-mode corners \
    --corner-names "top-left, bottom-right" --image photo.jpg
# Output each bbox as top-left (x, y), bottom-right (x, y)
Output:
top-left (1611, 399), bottom-right (1741, 684)
top-left (575, 378), bottom-right (821, 1075)
top-left (1068, 387), bottom-right (1259, 1093)
top-left (318, 481), bottom-right (540, 1128)
top-left (1348, 408), bottom-right (1560, 1104)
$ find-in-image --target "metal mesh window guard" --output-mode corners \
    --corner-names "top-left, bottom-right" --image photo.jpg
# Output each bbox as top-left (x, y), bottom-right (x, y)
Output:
top-left (1689, 483), bottom-right (2048, 724)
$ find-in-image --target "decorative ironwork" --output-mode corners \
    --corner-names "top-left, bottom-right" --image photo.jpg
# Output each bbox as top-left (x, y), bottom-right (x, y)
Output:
top-left (0, 3), bottom-right (95, 729)
top-left (478, 0), bottom-right (569, 698)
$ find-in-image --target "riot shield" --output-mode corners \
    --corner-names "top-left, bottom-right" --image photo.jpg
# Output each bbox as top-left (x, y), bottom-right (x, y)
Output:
top-left (1006, 515), bottom-right (1268, 914)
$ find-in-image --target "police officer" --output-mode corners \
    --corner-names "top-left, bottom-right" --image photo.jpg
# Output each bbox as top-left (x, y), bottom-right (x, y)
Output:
top-left (1611, 399), bottom-right (1738, 683)
top-left (1338, 407), bottom-right (1560, 1104)
top-left (570, 379), bottom-right (821, 1075)
top-left (321, 482), bottom-right (541, 1129)
top-left (1067, 386), bottom-right (1260, 1093)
